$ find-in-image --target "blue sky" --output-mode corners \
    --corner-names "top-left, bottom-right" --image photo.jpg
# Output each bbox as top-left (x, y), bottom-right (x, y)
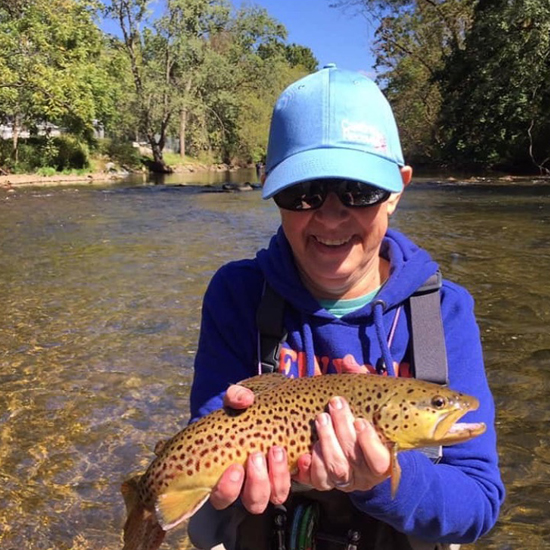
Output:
top-left (234, 0), bottom-right (377, 75)
top-left (101, 1), bottom-right (377, 75)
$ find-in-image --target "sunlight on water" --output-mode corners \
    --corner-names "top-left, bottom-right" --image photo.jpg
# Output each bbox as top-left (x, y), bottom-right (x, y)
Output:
top-left (1, 176), bottom-right (549, 549)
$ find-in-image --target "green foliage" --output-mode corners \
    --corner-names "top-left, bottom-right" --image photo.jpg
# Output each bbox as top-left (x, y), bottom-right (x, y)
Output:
top-left (0, 0), bottom-right (318, 172)
top-left (96, 138), bottom-right (142, 168)
top-left (334, 0), bottom-right (550, 173)
top-left (0, 0), bottom-right (117, 142)
top-left (0, 135), bottom-right (89, 173)
top-left (371, 0), bottom-right (475, 164)
top-left (438, 0), bottom-right (550, 172)
top-left (36, 166), bottom-right (58, 177)
top-left (54, 135), bottom-right (90, 170)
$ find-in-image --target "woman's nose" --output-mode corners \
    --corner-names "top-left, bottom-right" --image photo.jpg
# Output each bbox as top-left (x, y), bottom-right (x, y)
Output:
top-left (314, 192), bottom-right (349, 222)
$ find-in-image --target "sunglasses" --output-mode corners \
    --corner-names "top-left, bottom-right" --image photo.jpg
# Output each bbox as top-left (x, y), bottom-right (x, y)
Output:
top-left (273, 179), bottom-right (391, 211)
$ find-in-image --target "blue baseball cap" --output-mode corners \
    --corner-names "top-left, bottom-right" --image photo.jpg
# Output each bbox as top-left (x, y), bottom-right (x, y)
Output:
top-left (263, 64), bottom-right (405, 199)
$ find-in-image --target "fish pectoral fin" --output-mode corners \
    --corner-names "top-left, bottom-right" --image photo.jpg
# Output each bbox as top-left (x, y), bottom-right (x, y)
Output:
top-left (155, 488), bottom-right (211, 530)
top-left (237, 373), bottom-right (289, 394)
top-left (388, 444), bottom-right (401, 499)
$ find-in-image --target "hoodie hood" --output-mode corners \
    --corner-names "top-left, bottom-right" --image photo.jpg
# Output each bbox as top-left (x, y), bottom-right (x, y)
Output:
top-left (256, 226), bottom-right (439, 320)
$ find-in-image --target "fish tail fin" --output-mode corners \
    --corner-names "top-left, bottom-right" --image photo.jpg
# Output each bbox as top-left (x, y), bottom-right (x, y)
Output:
top-left (121, 477), bottom-right (166, 550)
top-left (156, 488), bottom-right (211, 530)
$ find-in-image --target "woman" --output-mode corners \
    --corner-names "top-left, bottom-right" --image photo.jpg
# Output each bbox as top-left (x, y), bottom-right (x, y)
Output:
top-left (189, 65), bottom-right (504, 550)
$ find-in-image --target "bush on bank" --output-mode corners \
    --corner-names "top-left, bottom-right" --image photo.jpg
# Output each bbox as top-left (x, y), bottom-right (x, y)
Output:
top-left (0, 136), bottom-right (145, 175)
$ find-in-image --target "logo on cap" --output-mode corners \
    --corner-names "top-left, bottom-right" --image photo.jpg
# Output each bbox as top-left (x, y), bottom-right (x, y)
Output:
top-left (341, 120), bottom-right (387, 151)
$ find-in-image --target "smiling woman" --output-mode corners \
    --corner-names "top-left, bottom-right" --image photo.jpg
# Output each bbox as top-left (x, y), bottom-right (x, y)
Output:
top-left (278, 174), bottom-right (409, 300)
top-left (186, 65), bottom-right (504, 550)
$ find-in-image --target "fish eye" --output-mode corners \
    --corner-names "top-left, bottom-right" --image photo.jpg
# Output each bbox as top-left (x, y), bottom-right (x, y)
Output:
top-left (431, 396), bottom-right (447, 409)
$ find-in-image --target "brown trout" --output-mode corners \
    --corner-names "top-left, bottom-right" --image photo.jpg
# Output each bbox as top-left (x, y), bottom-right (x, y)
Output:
top-left (121, 373), bottom-right (486, 550)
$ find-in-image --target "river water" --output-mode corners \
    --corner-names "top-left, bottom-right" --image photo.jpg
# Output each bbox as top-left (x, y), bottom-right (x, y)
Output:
top-left (1, 170), bottom-right (549, 550)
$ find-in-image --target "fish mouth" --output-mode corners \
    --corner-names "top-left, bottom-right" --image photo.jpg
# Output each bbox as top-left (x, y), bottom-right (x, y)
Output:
top-left (437, 421), bottom-right (487, 444)
top-left (433, 400), bottom-right (486, 444)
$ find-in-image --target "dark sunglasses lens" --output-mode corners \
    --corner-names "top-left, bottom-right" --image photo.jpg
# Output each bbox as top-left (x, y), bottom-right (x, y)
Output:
top-left (274, 181), bottom-right (326, 211)
top-left (340, 181), bottom-right (390, 207)
top-left (273, 180), bottom-right (391, 211)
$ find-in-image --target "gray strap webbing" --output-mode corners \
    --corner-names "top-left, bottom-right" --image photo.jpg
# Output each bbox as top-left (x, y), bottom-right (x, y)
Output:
top-left (409, 270), bottom-right (447, 462)
top-left (409, 270), bottom-right (448, 385)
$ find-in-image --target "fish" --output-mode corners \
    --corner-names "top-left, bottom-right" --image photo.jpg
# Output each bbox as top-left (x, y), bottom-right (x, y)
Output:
top-left (121, 373), bottom-right (486, 550)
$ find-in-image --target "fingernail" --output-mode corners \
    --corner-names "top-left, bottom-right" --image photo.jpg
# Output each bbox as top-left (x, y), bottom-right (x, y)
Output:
top-left (252, 452), bottom-right (265, 470)
top-left (229, 468), bottom-right (243, 483)
top-left (234, 387), bottom-right (248, 404)
top-left (354, 418), bottom-right (367, 432)
top-left (317, 413), bottom-right (329, 426)
top-left (272, 447), bottom-right (285, 462)
top-left (330, 396), bottom-right (344, 410)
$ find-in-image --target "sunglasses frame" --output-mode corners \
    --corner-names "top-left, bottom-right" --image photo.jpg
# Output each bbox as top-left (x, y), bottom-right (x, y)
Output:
top-left (273, 179), bottom-right (391, 211)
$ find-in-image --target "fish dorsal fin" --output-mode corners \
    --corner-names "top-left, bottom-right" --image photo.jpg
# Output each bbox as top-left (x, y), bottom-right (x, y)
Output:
top-left (155, 487), bottom-right (210, 530)
top-left (237, 373), bottom-right (289, 395)
top-left (154, 439), bottom-right (169, 457)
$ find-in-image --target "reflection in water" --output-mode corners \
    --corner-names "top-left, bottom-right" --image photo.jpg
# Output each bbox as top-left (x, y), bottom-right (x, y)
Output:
top-left (1, 176), bottom-right (549, 549)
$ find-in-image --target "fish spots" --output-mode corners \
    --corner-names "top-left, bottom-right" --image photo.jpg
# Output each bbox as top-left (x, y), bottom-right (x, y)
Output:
top-left (133, 373), bottom-right (480, 513)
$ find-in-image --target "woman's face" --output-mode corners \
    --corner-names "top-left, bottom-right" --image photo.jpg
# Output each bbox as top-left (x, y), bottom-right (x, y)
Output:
top-left (280, 167), bottom-right (411, 300)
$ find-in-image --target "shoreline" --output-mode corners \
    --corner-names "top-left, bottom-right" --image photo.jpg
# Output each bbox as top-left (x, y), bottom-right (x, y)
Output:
top-left (0, 161), bottom-right (248, 190)
top-left (1, 169), bottom-right (548, 191)
top-left (0, 172), bottom-right (129, 189)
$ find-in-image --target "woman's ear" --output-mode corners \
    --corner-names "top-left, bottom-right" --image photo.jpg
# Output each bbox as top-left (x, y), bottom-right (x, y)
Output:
top-left (400, 165), bottom-right (413, 187)
top-left (386, 165), bottom-right (413, 215)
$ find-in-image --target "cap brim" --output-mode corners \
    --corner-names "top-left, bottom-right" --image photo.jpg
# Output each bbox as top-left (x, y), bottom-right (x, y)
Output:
top-left (262, 148), bottom-right (404, 199)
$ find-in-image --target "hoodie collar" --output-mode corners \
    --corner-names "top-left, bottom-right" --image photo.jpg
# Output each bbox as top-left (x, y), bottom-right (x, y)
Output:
top-left (257, 227), bottom-right (439, 320)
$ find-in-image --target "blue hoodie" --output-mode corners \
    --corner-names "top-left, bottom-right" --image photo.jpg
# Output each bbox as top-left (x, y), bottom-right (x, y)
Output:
top-left (190, 227), bottom-right (504, 544)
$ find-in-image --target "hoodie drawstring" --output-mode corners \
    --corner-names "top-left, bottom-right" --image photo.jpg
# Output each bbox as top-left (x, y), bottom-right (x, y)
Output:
top-left (372, 300), bottom-right (399, 377)
top-left (301, 314), bottom-right (317, 377)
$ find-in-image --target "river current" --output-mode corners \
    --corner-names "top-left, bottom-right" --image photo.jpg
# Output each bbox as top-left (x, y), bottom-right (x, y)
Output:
top-left (1, 171), bottom-right (549, 549)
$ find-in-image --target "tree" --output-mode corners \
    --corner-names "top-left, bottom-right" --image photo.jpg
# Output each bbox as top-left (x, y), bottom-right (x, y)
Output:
top-left (0, 0), bottom-right (115, 160)
top-left (439, 0), bottom-right (550, 172)
top-left (333, 0), bottom-right (475, 164)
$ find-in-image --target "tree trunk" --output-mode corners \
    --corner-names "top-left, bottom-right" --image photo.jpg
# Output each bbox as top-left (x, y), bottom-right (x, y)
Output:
top-left (12, 114), bottom-right (19, 163)
top-left (148, 138), bottom-right (173, 174)
top-left (179, 79), bottom-right (192, 159)
top-left (179, 108), bottom-right (187, 159)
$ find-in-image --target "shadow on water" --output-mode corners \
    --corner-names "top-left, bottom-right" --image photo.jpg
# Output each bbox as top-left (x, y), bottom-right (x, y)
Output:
top-left (0, 173), bottom-right (549, 549)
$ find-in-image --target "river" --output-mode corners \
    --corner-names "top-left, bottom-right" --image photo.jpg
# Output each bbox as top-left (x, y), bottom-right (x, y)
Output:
top-left (1, 170), bottom-right (549, 549)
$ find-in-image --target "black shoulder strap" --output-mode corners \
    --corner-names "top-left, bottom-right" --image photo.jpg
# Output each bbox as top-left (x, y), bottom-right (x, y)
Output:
top-left (256, 283), bottom-right (287, 374)
top-left (408, 270), bottom-right (448, 385)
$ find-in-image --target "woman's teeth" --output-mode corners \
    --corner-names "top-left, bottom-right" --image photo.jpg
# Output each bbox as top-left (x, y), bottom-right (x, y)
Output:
top-left (315, 236), bottom-right (351, 246)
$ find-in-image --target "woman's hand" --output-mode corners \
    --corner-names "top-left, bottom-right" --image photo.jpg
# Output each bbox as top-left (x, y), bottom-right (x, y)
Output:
top-left (209, 386), bottom-right (391, 515)
top-left (294, 396), bottom-right (391, 492)
top-left (209, 385), bottom-right (292, 514)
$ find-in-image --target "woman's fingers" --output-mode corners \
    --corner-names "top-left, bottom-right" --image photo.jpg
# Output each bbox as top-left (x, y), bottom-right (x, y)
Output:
top-left (223, 384), bottom-right (255, 409)
top-left (210, 463), bottom-right (245, 510)
top-left (241, 452), bottom-right (272, 514)
top-left (215, 446), bottom-right (291, 515)
top-left (304, 397), bottom-right (391, 493)
top-left (354, 418), bottom-right (391, 478)
top-left (310, 410), bottom-right (351, 489)
top-left (268, 446), bottom-right (291, 505)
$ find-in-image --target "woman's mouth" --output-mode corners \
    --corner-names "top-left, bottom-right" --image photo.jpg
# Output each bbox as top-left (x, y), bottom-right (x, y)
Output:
top-left (313, 235), bottom-right (352, 247)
